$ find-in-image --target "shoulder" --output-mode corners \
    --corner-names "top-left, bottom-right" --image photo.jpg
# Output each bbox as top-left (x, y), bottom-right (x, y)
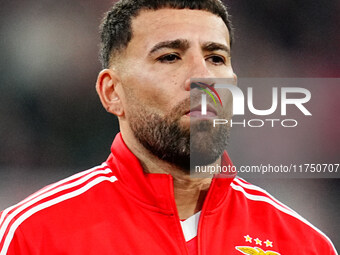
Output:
top-left (229, 177), bottom-right (337, 254)
top-left (0, 163), bottom-right (118, 254)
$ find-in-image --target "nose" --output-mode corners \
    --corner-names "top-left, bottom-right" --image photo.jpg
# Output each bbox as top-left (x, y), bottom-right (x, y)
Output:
top-left (183, 56), bottom-right (212, 91)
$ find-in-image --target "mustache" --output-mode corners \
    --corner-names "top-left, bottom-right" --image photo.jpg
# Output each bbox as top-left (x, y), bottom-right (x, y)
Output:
top-left (170, 90), bottom-right (205, 115)
top-left (168, 91), bottom-right (225, 119)
top-left (168, 97), bottom-right (190, 120)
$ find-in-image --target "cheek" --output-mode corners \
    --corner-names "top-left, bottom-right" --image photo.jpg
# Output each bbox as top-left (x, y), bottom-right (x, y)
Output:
top-left (121, 75), bottom-right (174, 113)
top-left (218, 66), bottom-right (234, 78)
top-left (120, 59), bottom-right (187, 112)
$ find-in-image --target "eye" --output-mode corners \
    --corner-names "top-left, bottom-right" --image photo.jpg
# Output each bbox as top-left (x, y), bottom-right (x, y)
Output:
top-left (157, 53), bottom-right (181, 63)
top-left (206, 55), bottom-right (226, 65)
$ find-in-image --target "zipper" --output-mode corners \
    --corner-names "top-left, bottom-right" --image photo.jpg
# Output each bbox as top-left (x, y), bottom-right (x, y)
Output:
top-left (197, 177), bottom-right (218, 255)
top-left (167, 175), bottom-right (190, 255)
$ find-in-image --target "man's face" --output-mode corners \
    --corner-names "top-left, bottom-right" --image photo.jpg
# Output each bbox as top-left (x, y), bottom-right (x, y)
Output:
top-left (117, 8), bottom-right (235, 170)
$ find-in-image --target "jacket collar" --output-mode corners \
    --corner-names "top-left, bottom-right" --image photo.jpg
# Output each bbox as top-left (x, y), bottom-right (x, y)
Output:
top-left (106, 133), bottom-right (236, 214)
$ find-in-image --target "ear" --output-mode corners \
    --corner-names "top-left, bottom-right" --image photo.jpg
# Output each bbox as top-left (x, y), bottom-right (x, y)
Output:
top-left (96, 69), bottom-right (124, 117)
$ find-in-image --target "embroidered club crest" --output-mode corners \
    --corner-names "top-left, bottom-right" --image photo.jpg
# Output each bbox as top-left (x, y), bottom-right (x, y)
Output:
top-left (235, 235), bottom-right (280, 255)
top-left (236, 246), bottom-right (280, 255)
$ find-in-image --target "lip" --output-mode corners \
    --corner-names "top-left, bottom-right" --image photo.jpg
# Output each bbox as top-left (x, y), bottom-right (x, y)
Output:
top-left (185, 104), bottom-right (217, 117)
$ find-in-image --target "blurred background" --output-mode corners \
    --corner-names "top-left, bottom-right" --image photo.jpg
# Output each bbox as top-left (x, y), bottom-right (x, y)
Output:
top-left (0, 0), bottom-right (339, 250)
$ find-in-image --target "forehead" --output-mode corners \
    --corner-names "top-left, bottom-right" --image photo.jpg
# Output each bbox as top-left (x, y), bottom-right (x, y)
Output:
top-left (129, 8), bottom-right (230, 50)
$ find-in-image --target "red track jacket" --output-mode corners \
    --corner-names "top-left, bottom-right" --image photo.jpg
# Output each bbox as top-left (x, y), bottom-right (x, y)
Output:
top-left (0, 133), bottom-right (337, 254)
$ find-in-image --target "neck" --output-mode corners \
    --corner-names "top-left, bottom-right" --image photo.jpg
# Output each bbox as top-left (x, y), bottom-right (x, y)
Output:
top-left (121, 128), bottom-right (220, 219)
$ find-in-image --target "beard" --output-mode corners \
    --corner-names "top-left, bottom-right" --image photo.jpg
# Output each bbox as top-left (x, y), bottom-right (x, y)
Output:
top-left (127, 96), bottom-right (230, 174)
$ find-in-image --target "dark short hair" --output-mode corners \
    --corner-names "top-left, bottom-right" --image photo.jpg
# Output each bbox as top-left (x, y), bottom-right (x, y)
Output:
top-left (99, 0), bottom-right (234, 68)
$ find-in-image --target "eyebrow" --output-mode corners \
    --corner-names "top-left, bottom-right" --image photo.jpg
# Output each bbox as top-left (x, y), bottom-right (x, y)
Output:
top-left (148, 39), bottom-right (231, 56)
top-left (149, 39), bottom-right (190, 55)
top-left (202, 42), bottom-right (231, 56)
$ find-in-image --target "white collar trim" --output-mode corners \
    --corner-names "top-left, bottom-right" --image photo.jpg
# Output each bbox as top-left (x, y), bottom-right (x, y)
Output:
top-left (180, 211), bottom-right (201, 242)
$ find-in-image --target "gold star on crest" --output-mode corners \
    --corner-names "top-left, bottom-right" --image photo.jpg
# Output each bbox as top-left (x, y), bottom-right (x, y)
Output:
top-left (244, 235), bottom-right (252, 243)
top-left (264, 240), bottom-right (273, 247)
top-left (254, 238), bottom-right (262, 245)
